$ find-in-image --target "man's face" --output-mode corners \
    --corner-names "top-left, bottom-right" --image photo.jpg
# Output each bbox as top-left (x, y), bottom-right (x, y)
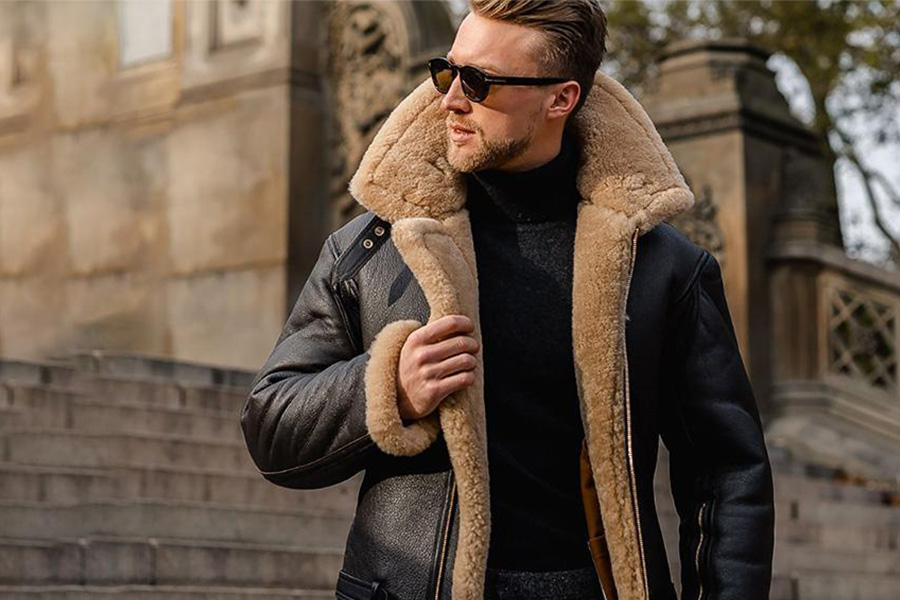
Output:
top-left (441, 13), bottom-right (573, 173)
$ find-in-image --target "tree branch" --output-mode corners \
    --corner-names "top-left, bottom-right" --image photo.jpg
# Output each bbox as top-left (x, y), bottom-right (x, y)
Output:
top-left (831, 123), bottom-right (900, 264)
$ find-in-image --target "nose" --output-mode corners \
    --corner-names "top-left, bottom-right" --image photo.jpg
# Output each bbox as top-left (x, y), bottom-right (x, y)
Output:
top-left (440, 70), bottom-right (471, 113)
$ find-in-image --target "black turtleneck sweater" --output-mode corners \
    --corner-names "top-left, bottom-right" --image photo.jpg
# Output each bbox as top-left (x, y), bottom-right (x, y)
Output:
top-left (464, 126), bottom-right (594, 571)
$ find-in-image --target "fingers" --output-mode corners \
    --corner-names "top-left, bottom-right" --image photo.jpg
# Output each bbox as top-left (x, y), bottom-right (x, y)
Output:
top-left (414, 314), bottom-right (474, 345)
top-left (397, 315), bottom-right (479, 421)
top-left (432, 369), bottom-right (477, 400)
top-left (422, 333), bottom-right (480, 364)
top-left (427, 351), bottom-right (478, 380)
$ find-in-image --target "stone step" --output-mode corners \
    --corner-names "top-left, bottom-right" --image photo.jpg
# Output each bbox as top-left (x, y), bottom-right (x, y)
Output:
top-left (769, 574), bottom-right (791, 600)
top-left (104, 465), bottom-right (361, 513)
top-left (777, 518), bottom-right (900, 553)
top-left (0, 462), bottom-right (361, 513)
top-left (0, 499), bottom-right (352, 547)
top-left (656, 492), bottom-right (900, 525)
top-left (0, 405), bottom-right (23, 428)
top-left (653, 470), bottom-right (893, 508)
top-left (0, 359), bottom-right (81, 389)
top-left (1, 428), bottom-right (254, 472)
top-left (659, 444), bottom-right (900, 504)
top-left (0, 463), bottom-right (117, 503)
top-left (2, 375), bottom-right (248, 416)
top-left (0, 536), bottom-right (343, 588)
top-left (63, 350), bottom-right (256, 389)
top-left (0, 586), bottom-right (333, 600)
top-left (657, 516), bottom-right (900, 560)
top-left (774, 471), bottom-right (895, 505)
top-left (776, 496), bottom-right (900, 527)
top-left (774, 543), bottom-right (900, 576)
top-left (653, 476), bottom-right (899, 520)
top-left (3, 385), bottom-right (244, 440)
top-left (76, 377), bottom-right (247, 414)
top-left (770, 570), bottom-right (900, 600)
top-left (656, 499), bottom-right (900, 553)
top-left (1, 384), bottom-right (87, 408)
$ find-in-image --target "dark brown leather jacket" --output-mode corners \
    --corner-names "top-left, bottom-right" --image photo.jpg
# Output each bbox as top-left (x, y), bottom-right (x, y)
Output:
top-left (241, 69), bottom-right (775, 600)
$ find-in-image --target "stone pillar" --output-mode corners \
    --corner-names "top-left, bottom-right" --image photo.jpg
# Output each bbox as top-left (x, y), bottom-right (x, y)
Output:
top-left (641, 37), bottom-right (844, 416)
top-left (288, 0), bottom-right (331, 317)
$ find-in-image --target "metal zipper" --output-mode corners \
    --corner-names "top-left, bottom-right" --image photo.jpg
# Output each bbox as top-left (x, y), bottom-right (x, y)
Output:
top-left (695, 499), bottom-right (708, 600)
top-left (622, 225), bottom-right (649, 600)
top-left (433, 471), bottom-right (457, 600)
top-left (330, 279), bottom-right (362, 354)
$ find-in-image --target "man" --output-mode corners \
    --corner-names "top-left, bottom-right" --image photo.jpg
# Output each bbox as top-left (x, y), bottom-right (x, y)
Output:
top-left (241, 1), bottom-right (775, 600)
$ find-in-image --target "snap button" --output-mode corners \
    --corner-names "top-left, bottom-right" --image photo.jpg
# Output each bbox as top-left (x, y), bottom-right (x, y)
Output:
top-left (374, 225), bottom-right (385, 236)
top-left (370, 580), bottom-right (390, 600)
top-left (362, 238), bottom-right (374, 249)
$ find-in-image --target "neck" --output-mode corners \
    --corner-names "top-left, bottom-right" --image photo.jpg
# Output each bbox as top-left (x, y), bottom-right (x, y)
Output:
top-left (465, 126), bottom-right (581, 224)
top-left (490, 127), bottom-right (567, 172)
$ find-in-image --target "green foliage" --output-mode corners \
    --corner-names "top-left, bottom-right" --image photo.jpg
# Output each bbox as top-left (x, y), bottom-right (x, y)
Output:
top-left (605, 0), bottom-right (900, 265)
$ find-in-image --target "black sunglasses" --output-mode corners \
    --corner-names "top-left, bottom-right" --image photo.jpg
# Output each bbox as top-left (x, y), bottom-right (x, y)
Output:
top-left (428, 56), bottom-right (569, 103)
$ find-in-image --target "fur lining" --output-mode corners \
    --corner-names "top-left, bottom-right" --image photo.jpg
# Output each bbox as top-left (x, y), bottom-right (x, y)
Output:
top-left (391, 214), bottom-right (490, 600)
top-left (573, 205), bottom-right (644, 600)
top-left (352, 68), bottom-right (695, 600)
top-left (364, 319), bottom-right (442, 456)
top-left (348, 81), bottom-right (466, 222)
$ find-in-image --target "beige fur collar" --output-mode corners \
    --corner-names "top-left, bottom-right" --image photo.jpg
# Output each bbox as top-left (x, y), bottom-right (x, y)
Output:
top-left (348, 69), bottom-right (692, 232)
top-left (351, 69), bottom-right (694, 600)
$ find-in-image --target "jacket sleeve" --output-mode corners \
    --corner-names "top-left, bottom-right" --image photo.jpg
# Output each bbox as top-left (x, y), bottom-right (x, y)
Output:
top-left (659, 250), bottom-right (775, 600)
top-left (240, 233), bottom-right (440, 490)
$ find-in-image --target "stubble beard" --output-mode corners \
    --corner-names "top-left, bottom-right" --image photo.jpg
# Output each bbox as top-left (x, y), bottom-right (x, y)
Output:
top-left (446, 121), bottom-right (536, 173)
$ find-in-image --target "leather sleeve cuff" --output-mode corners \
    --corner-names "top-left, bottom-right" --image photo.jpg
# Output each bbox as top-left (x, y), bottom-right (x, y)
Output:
top-left (364, 319), bottom-right (442, 456)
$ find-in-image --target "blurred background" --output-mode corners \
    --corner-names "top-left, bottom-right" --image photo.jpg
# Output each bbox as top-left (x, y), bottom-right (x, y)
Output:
top-left (0, 0), bottom-right (898, 598)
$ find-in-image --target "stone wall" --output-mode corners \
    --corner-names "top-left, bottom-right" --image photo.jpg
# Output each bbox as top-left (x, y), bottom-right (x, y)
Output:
top-left (0, 0), bottom-right (454, 371)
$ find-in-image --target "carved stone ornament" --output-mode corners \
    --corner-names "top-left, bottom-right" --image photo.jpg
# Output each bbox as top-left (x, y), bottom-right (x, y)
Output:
top-left (326, 1), bottom-right (410, 226)
top-left (670, 174), bottom-right (727, 269)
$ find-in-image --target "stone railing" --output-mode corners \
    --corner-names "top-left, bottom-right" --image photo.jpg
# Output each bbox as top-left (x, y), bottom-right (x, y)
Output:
top-left (767, 240), bottom-right (900, 485)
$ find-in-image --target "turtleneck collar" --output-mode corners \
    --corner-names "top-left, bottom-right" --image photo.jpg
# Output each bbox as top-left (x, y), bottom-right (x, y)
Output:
top-left (465, 125), bottom-right (581, 224)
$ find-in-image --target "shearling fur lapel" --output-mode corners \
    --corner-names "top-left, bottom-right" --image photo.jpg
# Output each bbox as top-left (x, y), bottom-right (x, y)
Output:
top-left (349, 69), bottom-right (694, 600)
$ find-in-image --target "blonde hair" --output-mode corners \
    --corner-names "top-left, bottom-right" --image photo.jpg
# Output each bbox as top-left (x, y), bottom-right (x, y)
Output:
top-left (468, 0), bottom-right (608, 119)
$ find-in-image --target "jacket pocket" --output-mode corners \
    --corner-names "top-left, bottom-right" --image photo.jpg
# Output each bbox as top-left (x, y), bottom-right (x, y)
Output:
top-left (336, 568), bottom-right (394, 600)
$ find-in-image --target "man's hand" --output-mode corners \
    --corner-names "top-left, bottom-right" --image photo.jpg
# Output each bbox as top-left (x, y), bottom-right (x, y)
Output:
top-left (397, 315), bottom-right (479, 421)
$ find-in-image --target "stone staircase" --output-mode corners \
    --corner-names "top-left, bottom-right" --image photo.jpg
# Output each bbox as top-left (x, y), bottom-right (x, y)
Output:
top-left (655, 444), bottom-right (900, 600)
top-left (0, 352), bottom-right (362, 599)
top-left (3, 352), bottom-right (900, 599)
top-left (767, 453), bottom-right (900, 600)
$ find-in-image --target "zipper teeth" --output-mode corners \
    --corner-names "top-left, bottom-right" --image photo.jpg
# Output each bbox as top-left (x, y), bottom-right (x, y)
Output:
top-left (695, 500), bottom-right (707, 600)
top-left (434, 473), bottom-right (456, 600)
top-left (331, 280), bottom-right (361, 354)
top-left (623, 226), bottom-right (649, 600)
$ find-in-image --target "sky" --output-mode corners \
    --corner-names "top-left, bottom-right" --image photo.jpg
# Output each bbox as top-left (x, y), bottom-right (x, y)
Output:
top-left (770, 50), bottom-right (900, 268)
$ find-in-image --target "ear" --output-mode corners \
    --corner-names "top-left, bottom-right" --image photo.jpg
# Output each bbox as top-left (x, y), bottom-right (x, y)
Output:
top-left (547, 81), bottom-right (581, 121)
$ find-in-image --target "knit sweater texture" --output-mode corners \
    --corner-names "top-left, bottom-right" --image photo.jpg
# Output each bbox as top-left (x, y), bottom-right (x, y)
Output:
top-left (464, 125), bottom-right (593, 571)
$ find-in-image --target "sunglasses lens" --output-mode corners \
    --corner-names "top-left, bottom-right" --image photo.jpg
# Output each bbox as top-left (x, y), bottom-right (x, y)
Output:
top-left (428, 58), bottom-right (489, 102)
top-left (460, 67), bottom-right (487, 102)
top-left (429, 58), bottom-right (454, 93)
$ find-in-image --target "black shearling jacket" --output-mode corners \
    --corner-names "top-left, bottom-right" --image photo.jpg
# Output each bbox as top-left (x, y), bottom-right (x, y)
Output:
top-left (240, 69), bottom-right (775, 600)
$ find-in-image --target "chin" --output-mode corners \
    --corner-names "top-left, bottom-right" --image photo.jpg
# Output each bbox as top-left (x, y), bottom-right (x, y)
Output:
top-left (447, 145), bottom-right (482, 173)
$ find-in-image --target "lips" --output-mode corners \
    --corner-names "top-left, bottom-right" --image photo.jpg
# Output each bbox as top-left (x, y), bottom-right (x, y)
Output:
top-left (449, 123), bottom-right (475, 134)
top-left (449, 126), bottom-right (475, 143)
